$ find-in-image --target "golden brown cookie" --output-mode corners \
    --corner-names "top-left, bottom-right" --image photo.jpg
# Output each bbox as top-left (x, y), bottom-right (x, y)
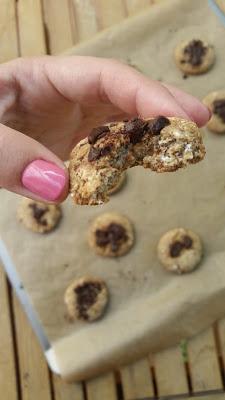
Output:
top-left (17, 198), bottom-right (62, 233)
top-left (108, 171), bottom-right (126, 195)
top-left (64, 276), bottom-right (109, 322)
top-left (174, 39), bottom-right (215, 75)
top-left (88, 212), bottom-right (134, 257)
top-left (69, 116), bottom-right (205, 205)
top-left (203, 90), bottom-right (225, 133)
top-left (157, 228), bottom-right (203, 274)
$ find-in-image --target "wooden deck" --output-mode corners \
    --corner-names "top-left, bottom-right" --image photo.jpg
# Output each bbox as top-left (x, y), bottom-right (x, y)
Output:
top-left (1, 1), bottom-right (225, 399)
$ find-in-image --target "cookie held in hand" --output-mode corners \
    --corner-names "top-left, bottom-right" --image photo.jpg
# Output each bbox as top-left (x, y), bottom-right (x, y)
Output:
top-left (17, 198), bottom-right (62, 233)
top-left (157, 228), bottom-right (203, 274)
top-left (174, 39), bottom-right (215, 75)
top-left (88, 212), bottom-right (134, 257)
top-left (69, 116), bottom-right (205, 205)
top-left (64, 276), bottom-right (109, 322)
top-left (203, 90), bottom-right (225, 133)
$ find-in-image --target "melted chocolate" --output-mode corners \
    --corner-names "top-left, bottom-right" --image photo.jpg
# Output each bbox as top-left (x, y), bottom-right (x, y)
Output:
top-left (88, 126), bottom-right (110, 145)
top-left (183, 40), bottom-right (207, 66)
top-left (75, 282), bottom-right (102, 320)
top-left (29, 203), bottom-right (48, 225)
top-left (170, 235), bottom-right (193, 258)
top-left (95, 222), bottom-right (127, 252)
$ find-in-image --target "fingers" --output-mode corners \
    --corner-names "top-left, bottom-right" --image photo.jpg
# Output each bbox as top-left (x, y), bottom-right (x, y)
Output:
top-left (163, 83), bottom-right (211, 127)
top-left (43, 56), bottom-right (210, 126)
top-left (0, 123), bottom-right (68, 202)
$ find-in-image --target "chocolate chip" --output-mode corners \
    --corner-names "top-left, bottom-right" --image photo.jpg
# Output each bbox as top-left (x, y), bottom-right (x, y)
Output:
top-left (88, 147), bottom-right (101, 162)
top-left (170, 235), bottom-right (193, 257)
top-left (124, 118), bottom-right (148, 144)
top-left (88, 144), bottom-right (112, 162)
top-left (95, 222), bottom-right (127, 252)
top-left (170, 241), bottom-right (184, 257)
top-left (183, 40), bottom-right (207, 66)
top-left (88, 126), bottom-right (110, 145)
top-left (29, 203), bottom-right (48, 225)
top-left (75, 282), bottom-right (102, 320)
top-left (183, 74), bottom-right (188, 79)
top-left (148, 116), bottom-right (170, 135)
top-left (213, 99), bottom-right (225, 123)
top-left (100, 144), bottom-right (112, 157)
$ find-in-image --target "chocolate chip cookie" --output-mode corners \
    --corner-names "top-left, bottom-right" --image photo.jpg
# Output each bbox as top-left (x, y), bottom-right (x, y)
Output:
top-left (108, 171), bottom-right (126, 195)
top-left (174, 39), bottom-right (215, 75)
top-left (203, 90), bottom-right (225, 133)
top-left (64, 276), bottom-right (109, 322)
top-left (88, 212), bottom-right (134, 257)
top-left (69, 116), bottom-right (205, 205)
top-left (17, 198), bottom-right (62, 233)
top-left (157, 228), bottom-right (203, 274)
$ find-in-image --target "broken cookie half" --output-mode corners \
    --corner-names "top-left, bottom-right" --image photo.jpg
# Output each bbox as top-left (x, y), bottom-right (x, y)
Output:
top-left (69, 116), bottom-right (205, 205)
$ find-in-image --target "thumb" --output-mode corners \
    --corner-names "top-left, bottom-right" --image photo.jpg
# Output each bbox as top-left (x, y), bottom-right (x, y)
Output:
top-left (0, 123), bottom-right (69, 202)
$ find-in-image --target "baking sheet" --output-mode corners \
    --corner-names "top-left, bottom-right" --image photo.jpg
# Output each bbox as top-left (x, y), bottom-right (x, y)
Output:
top-left (1, 0), bottom-right (225, 381)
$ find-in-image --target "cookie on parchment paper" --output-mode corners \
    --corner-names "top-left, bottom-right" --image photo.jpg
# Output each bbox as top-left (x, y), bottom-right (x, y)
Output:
top-left (157, 228), bottom-right (203, 274)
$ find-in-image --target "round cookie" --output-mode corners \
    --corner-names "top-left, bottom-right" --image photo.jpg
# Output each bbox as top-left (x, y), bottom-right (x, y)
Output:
top-left (157, 228), bottom-right (203, 274)
top-left (174, 39), bottom-right (215, 75)
top-left (69, 116), bottom-right (205, 205)
top-left (108, 171), bottom-right (126, 195)
top-left (17, 198), bottom-right (62, 233)
top-left (88, 212), bottom-right (134, 257)
top-left (64, 276), bottom-right (109, 322)
top-left (203, 90), bottom-right (225, 133)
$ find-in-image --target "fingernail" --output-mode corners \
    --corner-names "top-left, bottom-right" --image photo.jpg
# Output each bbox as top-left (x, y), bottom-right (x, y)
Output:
top-left (22, 160), bottom-right (66, 201)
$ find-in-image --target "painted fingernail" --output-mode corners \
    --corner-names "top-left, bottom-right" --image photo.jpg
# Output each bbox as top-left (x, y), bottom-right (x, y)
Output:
top-left (22, 160), bottom-right (66, 201)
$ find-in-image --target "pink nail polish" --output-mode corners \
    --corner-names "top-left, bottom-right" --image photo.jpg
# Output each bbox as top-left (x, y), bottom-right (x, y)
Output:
top-left (22, 160), bottom-right (66, 201)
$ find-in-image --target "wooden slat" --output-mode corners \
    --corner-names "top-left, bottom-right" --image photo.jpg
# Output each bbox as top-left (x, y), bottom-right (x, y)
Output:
top-left (52, 373), bottom-right (84, 400)
top-left (0, 0), bottom-right (18, 63)
top-left (154, 345), bottom-right (189, 396)
top-left (86, 372), bottom-right (117, 400)
top-left (95, 0), bottom-right (127, 29)
top-left (125, 0), bottom-right (150, 15)
top-left (0, 267), bottom-right (18, 400)
top-left (17, 0), bottom-right (46, 56)
top-left (72, 0), bottom-right (98, 42)
top-left (120, 358), bottom-right (154, 400)
top-left (188, 328), bottom-right (223, 392)
top-left (186, 396), bottom-right (225, 400)
top-left (217, 318), bottom-right (225, 374)
top-left (13, 295), bottom-right (52, 400)
top-left (42, 0), bottom-right (75, 54)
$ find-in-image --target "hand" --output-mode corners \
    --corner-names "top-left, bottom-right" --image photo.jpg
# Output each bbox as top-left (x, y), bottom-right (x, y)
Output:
top-left (0, 56), bottom-right (210, 202)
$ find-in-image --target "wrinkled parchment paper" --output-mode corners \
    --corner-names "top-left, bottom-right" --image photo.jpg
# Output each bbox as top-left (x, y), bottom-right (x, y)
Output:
top-left (1, 0), bottom-right (225, 381)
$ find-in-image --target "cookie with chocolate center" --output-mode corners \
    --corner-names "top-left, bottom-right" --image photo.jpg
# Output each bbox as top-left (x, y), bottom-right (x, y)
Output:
top-left (17, 198), bottom-right (62, 233)
top-left (88, 212), bottom-right (134, 257)
top-left (174, 39), bottom-right (215, 75)
top-left (203, 90), bottom-right (225, 133)
top-left (64, 276), bottom-right (109, 322)
top-left (157, 228), bottom-right (203, 274)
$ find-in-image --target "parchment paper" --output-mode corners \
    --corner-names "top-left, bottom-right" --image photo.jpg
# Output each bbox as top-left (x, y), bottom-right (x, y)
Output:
top-left (1, 0), bottom-right (225, 381)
